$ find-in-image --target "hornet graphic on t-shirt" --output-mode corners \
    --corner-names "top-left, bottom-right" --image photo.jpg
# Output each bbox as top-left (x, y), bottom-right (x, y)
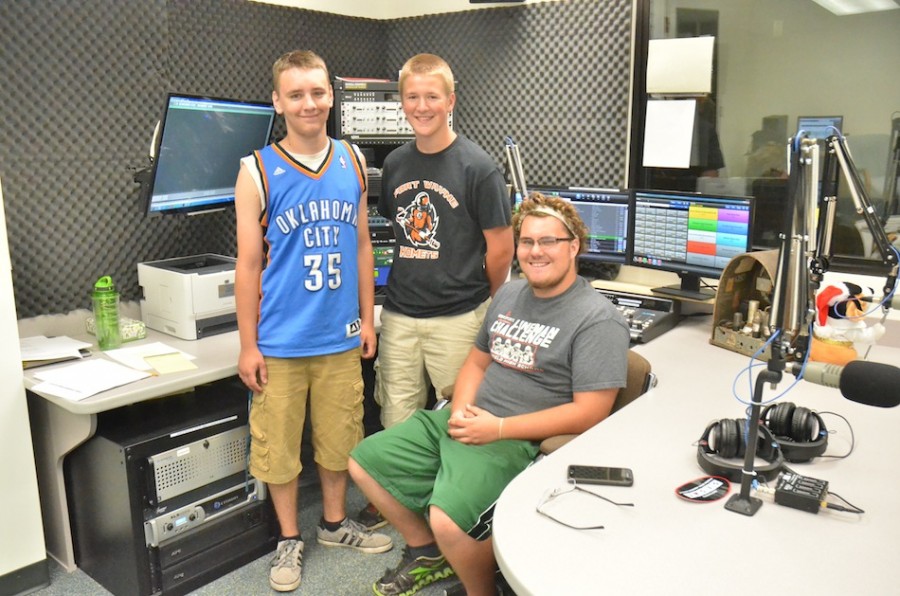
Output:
top-left (396, 191), bottom-right (440, 249)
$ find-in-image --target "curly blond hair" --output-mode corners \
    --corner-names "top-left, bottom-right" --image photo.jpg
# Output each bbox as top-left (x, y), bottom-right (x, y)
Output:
top-left (512, 192), bottom-right (588, 255)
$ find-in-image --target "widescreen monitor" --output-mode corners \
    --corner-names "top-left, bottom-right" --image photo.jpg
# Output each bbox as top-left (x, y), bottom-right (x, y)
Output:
top-left (797, 115), bottom-right (843, 140)
top-left (529, 186), bottom-right (632, 265)
top-left (144, 94), bottom-right (275, 215)
top-left (630, 190), bottom-right (753, 301)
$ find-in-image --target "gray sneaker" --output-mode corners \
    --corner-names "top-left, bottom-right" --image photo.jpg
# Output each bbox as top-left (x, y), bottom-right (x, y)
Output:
top-left (269, 538), bottom-right (303, 592)
top-left (317, 517), bottom-right (393, 554)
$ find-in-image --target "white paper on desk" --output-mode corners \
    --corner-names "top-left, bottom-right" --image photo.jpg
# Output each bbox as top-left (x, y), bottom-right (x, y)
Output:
top-left (643, 99), bottom-right (696, 168)
top-left (647, 37), bottom-right (714, 94)
top-left (104, 341), bottom-right (196, 371)
top-left (20, 335), bottom-right (92, 361)
top-left (33, 359), bottom-right (151, 400)
top-left (30, 382), bottom-right (93, 402)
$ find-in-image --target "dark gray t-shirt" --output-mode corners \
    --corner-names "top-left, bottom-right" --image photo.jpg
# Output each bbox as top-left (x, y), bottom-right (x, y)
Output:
top-left (474, 277), bottom-right (630, 418)
top-left (378, 134), bottom-right (510, 318)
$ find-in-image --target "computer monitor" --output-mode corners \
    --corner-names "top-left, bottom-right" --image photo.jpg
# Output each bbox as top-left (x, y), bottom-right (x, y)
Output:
top-left (373, 244), bottom-right (393, 291)
top-left (797, 115), bottom-right (843, 140)
top-left (143, 94), bottom-right (275, 215)
top-left (630, 190), bottom-right (754, 300)
top-left (367, 203), bottom-right (395, 301)
top-left (529, 186), bottom-right (632, 265)
top-left (750, 178), bottom-right (789, 250)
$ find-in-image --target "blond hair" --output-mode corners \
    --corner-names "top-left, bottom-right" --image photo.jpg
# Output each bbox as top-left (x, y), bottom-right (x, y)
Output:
top-left (272, 50), bottom-right (330, 92)
top-left (513, 192), bottom-right (589, 255)
top-left (399, 53), bottom-right (455, 96)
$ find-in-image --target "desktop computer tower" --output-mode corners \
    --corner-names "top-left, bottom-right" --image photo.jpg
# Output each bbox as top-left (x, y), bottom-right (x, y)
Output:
top-left (65, 379), bottom-right (276, 596)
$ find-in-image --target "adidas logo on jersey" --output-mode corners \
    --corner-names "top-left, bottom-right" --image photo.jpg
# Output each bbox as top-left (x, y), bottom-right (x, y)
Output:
top-left (346, 318), bottom-right (361, 338)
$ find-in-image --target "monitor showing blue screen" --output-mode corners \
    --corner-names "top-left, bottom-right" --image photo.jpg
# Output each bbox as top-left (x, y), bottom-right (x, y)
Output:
top-left (373, 244), bottom-right (393, 289)
top-left (529, 186), bottom-right (632, 265)
top-left (631, 190), bottom-right (753, 300)
top-left (145, 94), bottom-right (275, 215)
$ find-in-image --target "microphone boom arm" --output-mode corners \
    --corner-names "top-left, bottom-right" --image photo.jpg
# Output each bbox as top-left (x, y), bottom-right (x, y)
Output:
top-left (504, 136), bottom-right (528, 209)
top-left (726, 131), bottom-right (900, 516)
top-left (824, 134), bottom-right (899, 310)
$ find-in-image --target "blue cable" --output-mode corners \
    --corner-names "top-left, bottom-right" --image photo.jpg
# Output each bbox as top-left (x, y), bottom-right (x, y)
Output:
top-left (731, 321), bottom-right (810, 409)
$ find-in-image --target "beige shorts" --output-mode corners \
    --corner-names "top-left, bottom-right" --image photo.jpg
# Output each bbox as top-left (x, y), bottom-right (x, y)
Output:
top-left (248, 348), bottom-right (364, 485)
top-left (375, 300), bottom-right (489, 429)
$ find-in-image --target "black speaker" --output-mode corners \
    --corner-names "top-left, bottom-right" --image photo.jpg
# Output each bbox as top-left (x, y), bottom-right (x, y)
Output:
top-left (697, 418), bottom-right (784, 482)
top-left (761, 402), bottom-right (828, 463)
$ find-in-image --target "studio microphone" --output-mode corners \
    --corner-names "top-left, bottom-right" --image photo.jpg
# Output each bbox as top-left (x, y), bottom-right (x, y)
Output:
top-left (792, 361), bottom-right (900, 408)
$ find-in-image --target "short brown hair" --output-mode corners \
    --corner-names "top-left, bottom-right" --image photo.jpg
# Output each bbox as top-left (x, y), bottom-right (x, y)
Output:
top-left (399, 53), bottom-right (454, 96)
top-left (513, 192), bottom-right (589, 255)
top-left (272, 50), bottom-right (330, 93)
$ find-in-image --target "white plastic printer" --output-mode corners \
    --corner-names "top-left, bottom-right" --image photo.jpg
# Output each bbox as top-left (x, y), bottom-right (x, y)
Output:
top-left (138, 254), bottom-right (237, 340)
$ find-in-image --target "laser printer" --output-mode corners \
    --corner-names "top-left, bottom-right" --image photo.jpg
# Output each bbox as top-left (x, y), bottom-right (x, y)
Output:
top-left (138, 254), bottom-right (237, 340)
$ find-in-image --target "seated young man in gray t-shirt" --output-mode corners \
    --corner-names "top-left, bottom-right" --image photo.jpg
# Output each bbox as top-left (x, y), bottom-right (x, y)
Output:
top-left (350, 193), bottom-right (630, 596)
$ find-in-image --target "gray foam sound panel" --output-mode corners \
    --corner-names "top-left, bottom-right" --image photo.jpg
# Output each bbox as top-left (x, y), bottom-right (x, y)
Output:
top-left (0, 0), bottom-right (630, 318)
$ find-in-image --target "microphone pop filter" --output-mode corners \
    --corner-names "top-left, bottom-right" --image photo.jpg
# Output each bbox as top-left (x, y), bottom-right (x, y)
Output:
top-left (840, 361), bottom-right (900, 408)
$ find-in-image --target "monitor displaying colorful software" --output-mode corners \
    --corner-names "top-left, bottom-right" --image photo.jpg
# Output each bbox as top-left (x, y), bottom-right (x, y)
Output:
top-left (630, 190), bottom-right (753, 300)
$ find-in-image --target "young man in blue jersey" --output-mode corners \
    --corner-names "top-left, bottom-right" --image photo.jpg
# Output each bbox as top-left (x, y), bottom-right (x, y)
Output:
top-left (234, 50), bottom-right (391, 592)
top-left (350, 194), bottom-right (630, 596)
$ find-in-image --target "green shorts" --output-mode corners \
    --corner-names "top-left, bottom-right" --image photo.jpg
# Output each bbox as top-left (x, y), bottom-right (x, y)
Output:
top-left (351, 408), bottom-right (539, 540)
top-left (249, 349), bottom-right (365, 485)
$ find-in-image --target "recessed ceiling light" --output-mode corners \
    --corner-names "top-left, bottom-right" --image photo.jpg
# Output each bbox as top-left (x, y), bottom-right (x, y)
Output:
top-left (811, 0), bottom-right (900, 15)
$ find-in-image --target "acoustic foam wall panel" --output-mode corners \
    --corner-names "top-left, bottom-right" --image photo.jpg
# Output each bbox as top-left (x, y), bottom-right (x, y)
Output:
top-left (0, 0), bottom-right (383, 317)
top-left (385, 0), bottom-right (632, 189)
top-left (0, 0), bottom-right (630, 318)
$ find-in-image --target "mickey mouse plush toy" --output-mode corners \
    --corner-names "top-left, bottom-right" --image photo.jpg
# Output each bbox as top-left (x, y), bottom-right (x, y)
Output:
top-left (810, 282), bottom-right (885, 365)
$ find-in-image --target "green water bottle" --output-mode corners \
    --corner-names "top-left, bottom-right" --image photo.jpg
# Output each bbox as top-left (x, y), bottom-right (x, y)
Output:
top-left (92, 275), bottom-right (121, 350)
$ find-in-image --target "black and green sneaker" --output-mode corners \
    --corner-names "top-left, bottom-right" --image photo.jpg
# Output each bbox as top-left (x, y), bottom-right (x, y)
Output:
top-left (373, 546), bottom-right (455, 596)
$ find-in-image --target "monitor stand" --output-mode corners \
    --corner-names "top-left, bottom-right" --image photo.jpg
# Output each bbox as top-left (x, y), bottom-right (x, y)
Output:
top-left (651, 273), bottom-right (715, 301)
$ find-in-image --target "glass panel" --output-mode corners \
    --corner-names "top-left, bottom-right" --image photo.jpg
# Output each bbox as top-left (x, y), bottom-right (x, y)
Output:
top-left (639, 0), bottom-right (900, 273)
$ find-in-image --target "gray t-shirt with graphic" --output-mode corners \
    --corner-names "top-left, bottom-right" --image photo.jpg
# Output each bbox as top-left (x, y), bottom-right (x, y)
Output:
top-left (475, 276), bottom-right (630, 418)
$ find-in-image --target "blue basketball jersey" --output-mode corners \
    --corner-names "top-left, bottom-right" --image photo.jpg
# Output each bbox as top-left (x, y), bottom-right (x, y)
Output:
top-left (253, 139), bottom-right (365, 357)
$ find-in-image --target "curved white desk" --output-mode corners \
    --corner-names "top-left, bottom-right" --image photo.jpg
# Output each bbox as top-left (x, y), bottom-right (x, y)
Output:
top-left (493, 318), bottom-right (900, 595)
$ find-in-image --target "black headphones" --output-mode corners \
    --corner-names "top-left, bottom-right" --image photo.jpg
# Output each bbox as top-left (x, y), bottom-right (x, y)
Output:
top-left (697, 418), bottom-right (784, 483)
top-left (760, 402), bottom-right (828, 463)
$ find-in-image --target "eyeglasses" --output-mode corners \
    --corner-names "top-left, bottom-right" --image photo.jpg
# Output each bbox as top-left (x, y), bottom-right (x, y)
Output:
top-left (535, 482), bottom-right (634, 531)
top-left (518, 236), bottom-right (575, 249)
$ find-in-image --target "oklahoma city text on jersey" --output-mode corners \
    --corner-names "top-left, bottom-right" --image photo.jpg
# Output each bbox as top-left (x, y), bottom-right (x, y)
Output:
top-left (271, 197), bottom-right (358, 248)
